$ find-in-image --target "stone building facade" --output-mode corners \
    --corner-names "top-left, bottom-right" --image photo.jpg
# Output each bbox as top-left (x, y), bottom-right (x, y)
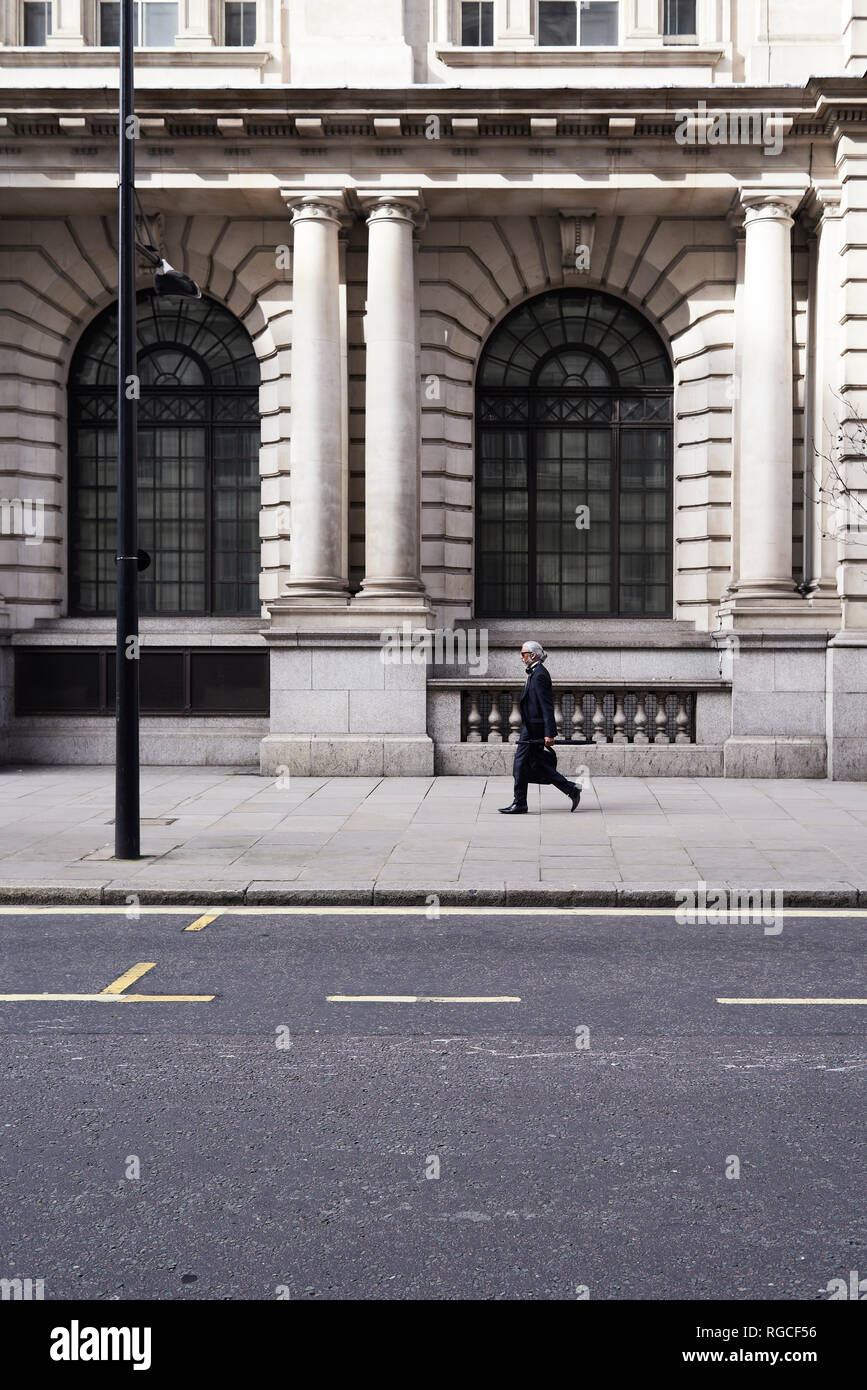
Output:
top-left (1, 1), bottom-right (867, 776)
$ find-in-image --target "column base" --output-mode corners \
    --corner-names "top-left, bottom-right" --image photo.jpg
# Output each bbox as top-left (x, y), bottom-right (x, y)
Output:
top-left (267, 598), bottom-right (432, 633)
top-left (355, 579), bottom-right (428, 603)
top-left (277, 579), bottom-right (351, 601)
top-left (716, 592), bottom-right (841, 631)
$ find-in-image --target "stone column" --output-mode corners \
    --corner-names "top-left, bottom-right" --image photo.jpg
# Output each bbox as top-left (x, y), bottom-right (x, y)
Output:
top-left (727, 190), bottom-right (802, 612)
top-left (355, 192), bottom-right (427, 608)
top-left (279, 191), bottom-right (350, 603)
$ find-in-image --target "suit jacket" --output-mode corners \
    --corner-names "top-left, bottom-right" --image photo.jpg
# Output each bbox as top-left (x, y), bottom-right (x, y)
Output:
top-left (518, 660), bottom-right (557, 740)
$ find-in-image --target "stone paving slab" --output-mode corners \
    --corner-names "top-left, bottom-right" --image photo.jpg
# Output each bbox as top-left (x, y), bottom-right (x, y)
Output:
top-left (0, 766), bottom-right (866, 906)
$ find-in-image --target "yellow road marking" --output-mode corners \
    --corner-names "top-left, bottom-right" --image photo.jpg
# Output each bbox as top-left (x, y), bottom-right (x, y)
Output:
top-left (0, 959), bottom-right (214, 1003)
top-left (717, 997), bottom-right (867, 1005)
top-left (327, 994), bottom-right (521, 1004)
top-left (183, 911), bottom-right (223, 933)
top-left (100, 961), bottom-right (155, 994)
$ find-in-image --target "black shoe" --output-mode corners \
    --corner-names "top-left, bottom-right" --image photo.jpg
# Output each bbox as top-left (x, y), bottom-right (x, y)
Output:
top-left (568, 785), bottom-right (581, 812)
top-left (499, 802), bottom-right (528, 814)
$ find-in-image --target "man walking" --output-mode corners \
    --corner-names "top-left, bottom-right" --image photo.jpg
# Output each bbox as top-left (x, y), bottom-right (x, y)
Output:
top-left (499, 641), bottom-right (581, 815)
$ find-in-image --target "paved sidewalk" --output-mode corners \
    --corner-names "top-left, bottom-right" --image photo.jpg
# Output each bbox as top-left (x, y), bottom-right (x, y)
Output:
top-left (1, 766), bottom-right (867, 906)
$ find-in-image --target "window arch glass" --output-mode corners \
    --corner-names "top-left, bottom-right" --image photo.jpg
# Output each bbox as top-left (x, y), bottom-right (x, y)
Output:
top-left (475, 289), bottom-right (673, 618)
top-left (69, 291), bottom-right (261, 616)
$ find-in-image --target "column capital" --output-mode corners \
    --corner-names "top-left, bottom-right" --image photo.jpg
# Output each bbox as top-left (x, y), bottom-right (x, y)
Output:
top-left (355, 190), bottom-right (424, 227)
top-left (809, 179), bottom-right (844, 221)
top-left (738, 186), bottom-right (805, 225)
top-left (280, 190), bottom-right (349, 226)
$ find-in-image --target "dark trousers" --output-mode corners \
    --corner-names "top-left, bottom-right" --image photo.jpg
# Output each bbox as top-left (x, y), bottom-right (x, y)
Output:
top-left (512, 731), bottom-right (576, 806)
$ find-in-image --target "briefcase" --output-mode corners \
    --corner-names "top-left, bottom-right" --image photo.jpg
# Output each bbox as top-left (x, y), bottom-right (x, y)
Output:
top-left (526, 740), bottom-right (558, 785)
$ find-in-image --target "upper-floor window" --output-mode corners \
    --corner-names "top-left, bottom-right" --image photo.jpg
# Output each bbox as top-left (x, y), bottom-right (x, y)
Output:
top-left (224, 1), bottom-right (256, 45)
top-left (22, 0), bottom-right (51, 44)
top-left (461, 1), bottom-right (494, 45)
top-left (663, 0), bottom-right (696, 39)
top-left (538, 1), bottom-right (619, 47)
top-left (99, 1), bottom-right (179, 46)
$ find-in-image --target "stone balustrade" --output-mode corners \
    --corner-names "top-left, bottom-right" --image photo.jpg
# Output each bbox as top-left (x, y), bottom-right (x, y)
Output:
top-left (457, 685), bottom-right (696, 745)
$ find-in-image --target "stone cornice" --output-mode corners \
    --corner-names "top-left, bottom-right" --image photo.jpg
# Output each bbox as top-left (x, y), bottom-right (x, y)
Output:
top-left (1, 80), bottom-right (866, 145)
top-left (2, 78), bottom-right (867, 115)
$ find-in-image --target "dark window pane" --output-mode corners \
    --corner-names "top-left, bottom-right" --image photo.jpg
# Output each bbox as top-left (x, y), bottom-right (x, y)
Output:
top-left (106, 650), bottom-right (185, 711)
top-left (16, 651), bottom-right (101, 713)
top-left (476, 289), bottom-right (671, 618)
top-left (461, 1), bottom-right (493, 44)
top-left (101, 1), bottom-right (123, 43)
top-left (225, 1), bottom-right (256, 44)
top-left (539, 2), bottom-right (576, 46)
top-left (69, 291), bottom-right (259, 617)
top-left (23, 2), bottom-right (50, 45)
top-left (580, 1), bottom-right (618, 45)
top-left (664, 0), bottom-right (695, 37)
top-left (191, 651), bottom-right (269, 713)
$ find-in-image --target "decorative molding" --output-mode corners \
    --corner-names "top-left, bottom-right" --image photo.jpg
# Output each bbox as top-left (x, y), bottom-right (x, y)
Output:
top-left (280, 190), bottom-right (349, 226)
top-left (558, 209), bottom-right (596, 272)
top-left (294, 117), bottom-right (324, 138)
top-left (0, 46), bottom-right (270, 67)
top-left (434, 45), bottom-right (726, 68)
top-left (356, 189), bottom-right (424, 227)
top-left (450, 117), bottom-right (479, 137)
top-left (739, 185), bottom-right (808, 221)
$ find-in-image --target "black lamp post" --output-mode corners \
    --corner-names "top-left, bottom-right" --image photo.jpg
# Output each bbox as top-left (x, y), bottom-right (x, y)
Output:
top-left (114, 0), bottom-right (138, 860)
top-left (114, 0), bottom-right (200, 861)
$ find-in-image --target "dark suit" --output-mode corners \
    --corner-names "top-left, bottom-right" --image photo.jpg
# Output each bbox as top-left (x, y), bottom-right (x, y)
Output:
top-left (512, 660), bottom-right (577, 806)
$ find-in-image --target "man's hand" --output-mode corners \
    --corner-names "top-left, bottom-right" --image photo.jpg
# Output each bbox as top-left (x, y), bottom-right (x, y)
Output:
top-left (544, 736), bottom-right (556, 746)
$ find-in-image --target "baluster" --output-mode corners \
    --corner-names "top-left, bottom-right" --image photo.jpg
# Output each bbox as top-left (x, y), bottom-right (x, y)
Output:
top-left (487, 690), bottom-right (503, 743)
top-left (572, 690), bottom-right (585, 743)
top-left (561, 690), bottom-right (575, 743)
top-left (592, 691), bottom-right (607, 744)
top-left (554, 691), bottom-right (563, 740)
top-left (612, 691), bottom-right (627, 744)
top-left (653, 691), bottom-right (671, 744)
top-left (675, 692), bottom-right (691, 744)
top-left (508, 691), bottom-right (522, 743)
top-left (466, 691), bottom-right (482, 743)
top-left (633, 692), bottom-right (649, 744)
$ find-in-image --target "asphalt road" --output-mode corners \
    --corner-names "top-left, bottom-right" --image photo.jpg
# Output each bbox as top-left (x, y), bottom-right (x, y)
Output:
top-left (0, 907), bottom-right (864, 1300)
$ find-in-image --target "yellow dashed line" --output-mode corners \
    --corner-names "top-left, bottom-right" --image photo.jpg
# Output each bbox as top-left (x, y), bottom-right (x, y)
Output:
top-left (183, 911), bottom-right (223, 933)
top-left (100, 961), bottom-right (156, 995)
top-left (0, 959), bottom-right (214, 1003)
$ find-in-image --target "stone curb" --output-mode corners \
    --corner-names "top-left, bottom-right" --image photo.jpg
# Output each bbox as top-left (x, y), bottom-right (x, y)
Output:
top-left (0, 883), bottom-right (863, 908)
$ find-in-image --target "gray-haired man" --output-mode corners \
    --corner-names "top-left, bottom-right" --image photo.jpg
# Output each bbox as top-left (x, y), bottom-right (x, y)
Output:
top-left (499, 641), bottom-right (581, 814)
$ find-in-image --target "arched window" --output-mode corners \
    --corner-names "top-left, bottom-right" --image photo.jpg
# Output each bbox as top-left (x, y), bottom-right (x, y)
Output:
top-left (69, 291), bottom-right (260, 616)
top-left (475, 289), bottom-right (673, 618)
